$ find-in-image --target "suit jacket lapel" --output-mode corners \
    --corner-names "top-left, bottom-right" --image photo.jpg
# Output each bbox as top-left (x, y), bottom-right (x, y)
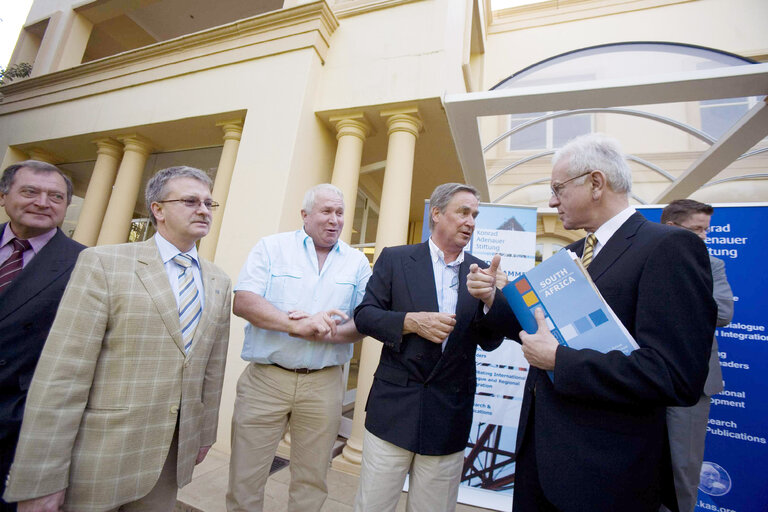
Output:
top-left (0, 229), bottom-right (75, 322)
top-left (403, 241), bottom-right (439, 312)
top-left (134, 240), bottom-right (186, 355)
top-left (587, 212), bottom-right (645, 282)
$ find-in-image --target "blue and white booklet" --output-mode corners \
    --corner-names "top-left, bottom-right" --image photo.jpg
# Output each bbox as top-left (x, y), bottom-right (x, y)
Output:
top-left (502, 249), bottom-right (639, 355)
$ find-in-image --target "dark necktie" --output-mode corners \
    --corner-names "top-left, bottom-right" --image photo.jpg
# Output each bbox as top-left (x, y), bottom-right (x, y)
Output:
top-left (0, 238), bottom-right (32, 290)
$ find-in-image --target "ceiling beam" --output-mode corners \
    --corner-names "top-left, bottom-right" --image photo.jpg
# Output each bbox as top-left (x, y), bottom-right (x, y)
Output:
top-left (443, 63), bottom-right (768, 199)
top-left (654, 98), bottom-right (768, 203)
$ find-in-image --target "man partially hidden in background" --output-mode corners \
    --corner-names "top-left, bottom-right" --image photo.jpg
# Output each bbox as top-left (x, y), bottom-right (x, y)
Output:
top-left (661, 199), bottom-right (734, 512)
top-left (0, 161), bottom-right (85, 512)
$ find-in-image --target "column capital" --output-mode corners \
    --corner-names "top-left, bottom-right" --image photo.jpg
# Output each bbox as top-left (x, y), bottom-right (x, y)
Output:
top-left (92, 138), bottom-right (123, 159)
top-left (381, 107), bottom-right (423, 138)
top-left (116, 134), bottom-right (153, 155)
top-left (330, 114), bottom-right (372, 141)
top-left (216, 119), bottom-right (244, 142)
top-left (27, 147), bottom-right (58, 164)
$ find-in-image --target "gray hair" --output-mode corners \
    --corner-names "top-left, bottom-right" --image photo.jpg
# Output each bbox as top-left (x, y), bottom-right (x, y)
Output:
top-left (1, 160), bottom-right (74, 203)
top-left (145, 166), bottom-right (213, 226)
top-left (428, 183), bottom-right (479, 230)
top-left (302, 183), bottom-right (344, 213)
top-left (552, 133), bottom-right (632, 194)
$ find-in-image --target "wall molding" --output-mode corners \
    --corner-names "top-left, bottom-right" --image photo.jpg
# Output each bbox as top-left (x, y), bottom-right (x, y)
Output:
top-left (0, 1), bottom-right (338, 115)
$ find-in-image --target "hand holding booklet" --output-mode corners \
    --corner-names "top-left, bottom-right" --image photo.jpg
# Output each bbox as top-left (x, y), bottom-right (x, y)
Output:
top-left (502, 249), bottom-right (639, 356)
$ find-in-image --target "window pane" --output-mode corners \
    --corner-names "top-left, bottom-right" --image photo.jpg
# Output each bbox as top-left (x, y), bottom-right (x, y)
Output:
top-left (364, 208), bottom-right (378, 245)
top-left (509, 122), bottom-right (546, 150)
top-left (553, 114), bottom-right (592, 147)
top-left (508, 112), bottom-right (545, 149)
top-left (701, 102), bottom-right (749, 139)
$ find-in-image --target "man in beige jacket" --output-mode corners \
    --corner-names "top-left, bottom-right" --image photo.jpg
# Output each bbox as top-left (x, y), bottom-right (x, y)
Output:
top-left (3, 166), bottom-right (231, 512)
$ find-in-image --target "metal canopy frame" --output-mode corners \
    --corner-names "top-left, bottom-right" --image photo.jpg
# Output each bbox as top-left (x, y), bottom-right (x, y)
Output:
top-left (442, 63), bottom-right (768, 203)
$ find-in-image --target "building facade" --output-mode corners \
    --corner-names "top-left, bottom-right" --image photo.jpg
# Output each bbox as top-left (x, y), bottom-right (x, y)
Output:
top-left (1, 0), bottom-right (766, 474)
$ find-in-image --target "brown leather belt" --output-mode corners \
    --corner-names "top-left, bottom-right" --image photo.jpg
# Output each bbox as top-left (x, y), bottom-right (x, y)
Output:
top-left (271, 362), bottom-right (324, 374)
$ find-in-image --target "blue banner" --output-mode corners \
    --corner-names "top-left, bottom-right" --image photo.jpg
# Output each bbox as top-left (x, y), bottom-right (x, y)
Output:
top-left (640, 204), bottom-right (768, 512)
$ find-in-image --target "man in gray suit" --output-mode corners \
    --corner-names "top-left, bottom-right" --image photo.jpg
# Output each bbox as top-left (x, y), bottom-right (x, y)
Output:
top-left (661, 199), bottom-right (734, 512)
top-left (0, 161), bottom-right (85, 512)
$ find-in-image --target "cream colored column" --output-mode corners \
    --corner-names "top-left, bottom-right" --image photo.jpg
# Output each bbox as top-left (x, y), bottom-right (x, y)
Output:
top-left (96, 135), bottom-right (152, 246)
top-left (72, 138), bottom-right (123, 246)
top-left (333, 107), bottom-right (422, 475)
top-left (198, 119), bottom-right (243, 261)
top-left (329, 114), bottom-right (371, 244)
top-left (31, 9), bottom-right (92, 77)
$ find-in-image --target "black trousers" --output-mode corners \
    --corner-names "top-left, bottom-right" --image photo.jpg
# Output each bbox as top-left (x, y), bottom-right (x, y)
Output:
top-left (513, 400), bottom-right (559, 512)
top-left (0, 431), bottom-right (19, 512)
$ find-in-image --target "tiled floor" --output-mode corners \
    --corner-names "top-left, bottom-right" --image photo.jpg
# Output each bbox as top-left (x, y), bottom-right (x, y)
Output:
top-left (178, 449), bottom-right (496, 512)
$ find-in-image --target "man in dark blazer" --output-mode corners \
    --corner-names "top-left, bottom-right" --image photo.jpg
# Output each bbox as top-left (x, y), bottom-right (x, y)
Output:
top-left (661, 199), bottom-right (734, 512)
top-left (0, 160), bottom-right (85, 511)
top-left (468, 134), bottom-right (716, 512)
top-left (352, 183), bottom-right (511, 512)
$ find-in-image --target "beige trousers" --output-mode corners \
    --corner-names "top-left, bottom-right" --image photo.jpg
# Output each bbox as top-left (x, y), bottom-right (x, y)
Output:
top-left (354, 429), bottom-right (464, 512)
top-left (226, 363), bottom-right (343, 512)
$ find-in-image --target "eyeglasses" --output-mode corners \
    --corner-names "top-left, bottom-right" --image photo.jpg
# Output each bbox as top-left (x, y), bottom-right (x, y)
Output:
top-left (157, 198), bottom-right (220, 211)
top-left (550, 171), bottom-right (592, 199)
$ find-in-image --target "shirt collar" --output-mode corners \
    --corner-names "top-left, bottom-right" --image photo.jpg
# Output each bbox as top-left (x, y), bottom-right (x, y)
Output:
top-left (428, 236), bottom-right (465, 267)
top-left (299, 228), bottom-right (342, 254)
top-left (1, 224), bottom-right (57, 254)
top-left (592, 206), bottom-right (636, 250)
top-left (154, 232), bottom-right (199, 265)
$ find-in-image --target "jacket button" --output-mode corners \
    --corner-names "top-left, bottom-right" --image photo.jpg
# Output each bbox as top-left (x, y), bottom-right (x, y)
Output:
top-left (170, 405), bottom-right (179, 414)
top-left (0, 360), bottom-right (6, 366)
top-left (415, 353), bottom-right (423, 360)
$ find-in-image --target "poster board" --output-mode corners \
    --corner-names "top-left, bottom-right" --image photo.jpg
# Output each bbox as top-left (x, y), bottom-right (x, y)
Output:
top-left (639, 204), bottom-right (768, 512)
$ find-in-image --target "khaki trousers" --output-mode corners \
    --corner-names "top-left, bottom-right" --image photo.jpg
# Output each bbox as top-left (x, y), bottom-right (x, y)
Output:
top-left (354, 430), bottom-right (464, 512)
top-left (226, 363), bottom-right (343, 512)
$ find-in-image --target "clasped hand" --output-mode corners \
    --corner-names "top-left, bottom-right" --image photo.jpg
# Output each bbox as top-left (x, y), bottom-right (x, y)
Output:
top-left (288, 309), bottom-right (348, 340)
top-left (403, 311), bottom-right (457, 344)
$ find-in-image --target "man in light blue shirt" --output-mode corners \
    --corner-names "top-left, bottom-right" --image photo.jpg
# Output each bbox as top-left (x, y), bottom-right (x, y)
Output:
top-left (227, 184), bottom-right (371, 512)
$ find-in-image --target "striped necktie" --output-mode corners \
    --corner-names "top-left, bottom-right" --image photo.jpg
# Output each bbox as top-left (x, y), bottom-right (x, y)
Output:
top-left (581, 233), bottom-right (597, 269)
top-left (0, 238), bottom-right (32, 290)
top-left (173, 254), bottom-right (202, 353)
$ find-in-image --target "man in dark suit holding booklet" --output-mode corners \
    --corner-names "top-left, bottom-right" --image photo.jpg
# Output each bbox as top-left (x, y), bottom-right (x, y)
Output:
top-left (467, 133), bottom-right (716, 512)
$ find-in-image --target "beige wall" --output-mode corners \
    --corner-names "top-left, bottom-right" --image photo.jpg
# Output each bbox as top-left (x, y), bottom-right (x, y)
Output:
top-left (3, 0), bottom-right (768, 458)
top-left (317, 0), bottom-right (471, 110)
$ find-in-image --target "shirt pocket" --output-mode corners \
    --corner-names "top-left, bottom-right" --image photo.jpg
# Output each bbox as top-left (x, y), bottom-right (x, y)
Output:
top-left (330, 274), bottom-right (357, 311)
top-left (267, 267), bottom-right (303, 307)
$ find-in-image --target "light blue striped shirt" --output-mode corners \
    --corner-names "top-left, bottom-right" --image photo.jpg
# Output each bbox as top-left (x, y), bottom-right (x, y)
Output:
top-left (235, 229), bottom-right (372, 369)
top-left (428, 237), bottom-right (464, 351)
top-left (154, 233), bottom-right (204, 309)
